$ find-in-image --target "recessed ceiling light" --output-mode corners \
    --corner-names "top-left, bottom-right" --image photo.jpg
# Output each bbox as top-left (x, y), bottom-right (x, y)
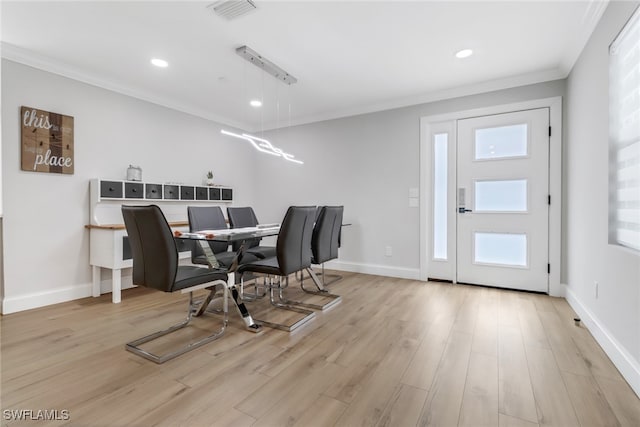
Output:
top-left (455, 49), bottom-right (473, 59)
top-left (150, 58), bottom-right (169, 68)
top-left (250, 99), bottom-right (262, 107)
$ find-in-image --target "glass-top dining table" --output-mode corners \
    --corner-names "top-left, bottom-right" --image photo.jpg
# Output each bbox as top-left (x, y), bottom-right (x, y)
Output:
top-left (175, 225), bottom-right (281, 333)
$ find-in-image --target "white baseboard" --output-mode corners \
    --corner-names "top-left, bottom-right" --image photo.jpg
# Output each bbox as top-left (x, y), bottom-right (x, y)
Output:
top-left (2, 283), bottom-right (93, 314)
top-left (565, 286), bottom-right (640, 398)
top-left (1, 257), bottom-right (223, 314)
top-left (324, 260), bottom-right (421, 280)
top-left (2, 277), bottom-right (140, 314)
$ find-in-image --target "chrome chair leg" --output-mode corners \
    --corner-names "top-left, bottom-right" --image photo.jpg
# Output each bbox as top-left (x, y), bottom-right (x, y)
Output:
top-left (251, 276), bottom-right (316, 332)
top-left (296, 264), bottom-right (343, 287)
top-left (297, 269), bottom-right (342, 311)
top-left (277, 274), bottom-right (341, 312)
top-left (125, 282), bottom-right (228, 364)
top-left (316, 264), bottom-right (343, 286)
top-left (239, 274), bottom-right (267, 302)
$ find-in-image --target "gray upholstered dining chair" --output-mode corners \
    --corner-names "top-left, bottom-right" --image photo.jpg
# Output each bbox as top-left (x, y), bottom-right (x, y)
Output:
top-left (227, 207), bottom-right (276, 259)
top-left (122, 205), bottom-right (229, 364)
top-left (237, 206), bottom-right (317, 331)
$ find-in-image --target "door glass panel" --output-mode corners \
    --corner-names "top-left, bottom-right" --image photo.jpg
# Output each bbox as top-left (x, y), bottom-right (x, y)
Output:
top-left (433, 133), bottom-right (448, 259)
top-left (474, 232), bottom-right (527, 266)
top-left (475, 124), bottom-right (527, 160)
top-left (475, 179), bottom-right (527, 212)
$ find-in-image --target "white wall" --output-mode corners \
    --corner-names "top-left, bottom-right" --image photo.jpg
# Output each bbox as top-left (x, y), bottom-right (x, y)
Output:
top-left (564, 1), bottom-right (640, 396)
top-left (254, 80), bottom-right (566, 279)
top-left (1, 59), bottom-right (258, 313)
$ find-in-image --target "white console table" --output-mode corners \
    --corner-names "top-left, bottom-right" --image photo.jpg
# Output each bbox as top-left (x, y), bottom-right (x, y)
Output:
top-left (86, 222), bottom-right (190, 303)
top-left (88, 178), bottom-right (233, 303)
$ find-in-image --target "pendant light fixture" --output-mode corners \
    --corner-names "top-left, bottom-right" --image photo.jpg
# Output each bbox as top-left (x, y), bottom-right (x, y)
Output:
top-left (221, 45), bottom-right (303, 165)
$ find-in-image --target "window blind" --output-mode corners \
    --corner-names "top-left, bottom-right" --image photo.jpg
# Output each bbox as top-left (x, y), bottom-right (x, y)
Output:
top-left (609, 7), bottom-right (640, 252)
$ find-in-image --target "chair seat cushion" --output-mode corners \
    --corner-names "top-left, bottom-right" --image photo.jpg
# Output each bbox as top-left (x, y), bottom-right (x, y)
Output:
top-left (246, 246), bottom-right (276, 259)
top-left (173, 266), bottom-right (227, 291)
top-left (237, 256), bottom-right (282, 276)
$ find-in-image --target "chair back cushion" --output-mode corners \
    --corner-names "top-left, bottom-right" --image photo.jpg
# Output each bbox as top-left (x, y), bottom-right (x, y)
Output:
top-left (122, 205), bottom-right (178, 292)
top-left (277, 206), bottom-right (317, 275)
top-left (188, 206), bottom-right (230, 256)
top-left (312, 206), bottom-right (344, 264)
top-left (227, 206), bottom-right (261, 251)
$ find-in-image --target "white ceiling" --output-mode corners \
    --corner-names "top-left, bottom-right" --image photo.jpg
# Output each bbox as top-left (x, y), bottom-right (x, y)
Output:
top-left (1, 1), bottom-right (607, 131)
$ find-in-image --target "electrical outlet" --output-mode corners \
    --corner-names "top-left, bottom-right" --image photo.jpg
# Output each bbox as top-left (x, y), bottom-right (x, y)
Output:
top-left (595, 281), bottom-right (599, 299)
top-left (385, 246), bottom-right (393, 257)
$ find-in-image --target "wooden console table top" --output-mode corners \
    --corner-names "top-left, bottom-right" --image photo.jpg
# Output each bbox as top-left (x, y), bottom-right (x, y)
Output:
top-left (85, 221), bottom-right (189, 230)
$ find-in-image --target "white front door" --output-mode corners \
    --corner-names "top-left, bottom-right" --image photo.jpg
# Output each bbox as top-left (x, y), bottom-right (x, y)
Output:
top-left (456, 108), bottom-right (549, 292)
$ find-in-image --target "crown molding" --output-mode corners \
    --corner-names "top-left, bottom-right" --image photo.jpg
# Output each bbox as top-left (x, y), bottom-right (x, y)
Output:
top-left (0, 42), bottom-right (251, 131)
top-left (254, 67), bottom-right (566, 132)
top-left (1, 41), bottom-right (572, 134)
top-left (559, 0), bottom-right (609, 74)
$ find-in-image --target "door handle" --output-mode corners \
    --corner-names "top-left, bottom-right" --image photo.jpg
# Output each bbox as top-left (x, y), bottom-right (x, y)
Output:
top-left (458, 207), bottom-right (473, 213)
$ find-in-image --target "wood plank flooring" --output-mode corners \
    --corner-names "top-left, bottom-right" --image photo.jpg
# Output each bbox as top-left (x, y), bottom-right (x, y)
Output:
top-left (1, 272), bottom-right (639, 426)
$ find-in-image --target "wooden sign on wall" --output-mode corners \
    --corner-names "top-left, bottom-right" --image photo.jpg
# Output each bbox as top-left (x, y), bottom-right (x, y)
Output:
top-left (21, 106), bottom-right (74, 174)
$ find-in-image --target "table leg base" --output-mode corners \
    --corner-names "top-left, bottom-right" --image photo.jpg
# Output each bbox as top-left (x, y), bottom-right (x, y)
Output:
top-left (243, 316), bottom-right (263, 333)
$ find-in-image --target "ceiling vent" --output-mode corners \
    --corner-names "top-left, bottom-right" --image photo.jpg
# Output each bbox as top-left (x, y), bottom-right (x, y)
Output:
top-left (208, 0), bottom-right (256, 20)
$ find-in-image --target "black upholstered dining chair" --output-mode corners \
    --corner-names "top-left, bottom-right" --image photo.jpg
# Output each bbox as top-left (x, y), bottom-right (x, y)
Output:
top-left (310, 205), bottom-right (344, 286)
top-left (227, 207), bottom-right (276, 259)
top-left (237, 206), bottom-right (317, 331)
top-left (291, 206), bottom-right (344, 311)
top-left (122, 205), bottom-right (229, 364)
top-left (188, 206), bottom-right (258, 268)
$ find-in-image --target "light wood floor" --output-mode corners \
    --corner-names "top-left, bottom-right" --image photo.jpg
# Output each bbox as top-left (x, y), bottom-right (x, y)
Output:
top-left (2, 272), bottom-right (639, 426)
